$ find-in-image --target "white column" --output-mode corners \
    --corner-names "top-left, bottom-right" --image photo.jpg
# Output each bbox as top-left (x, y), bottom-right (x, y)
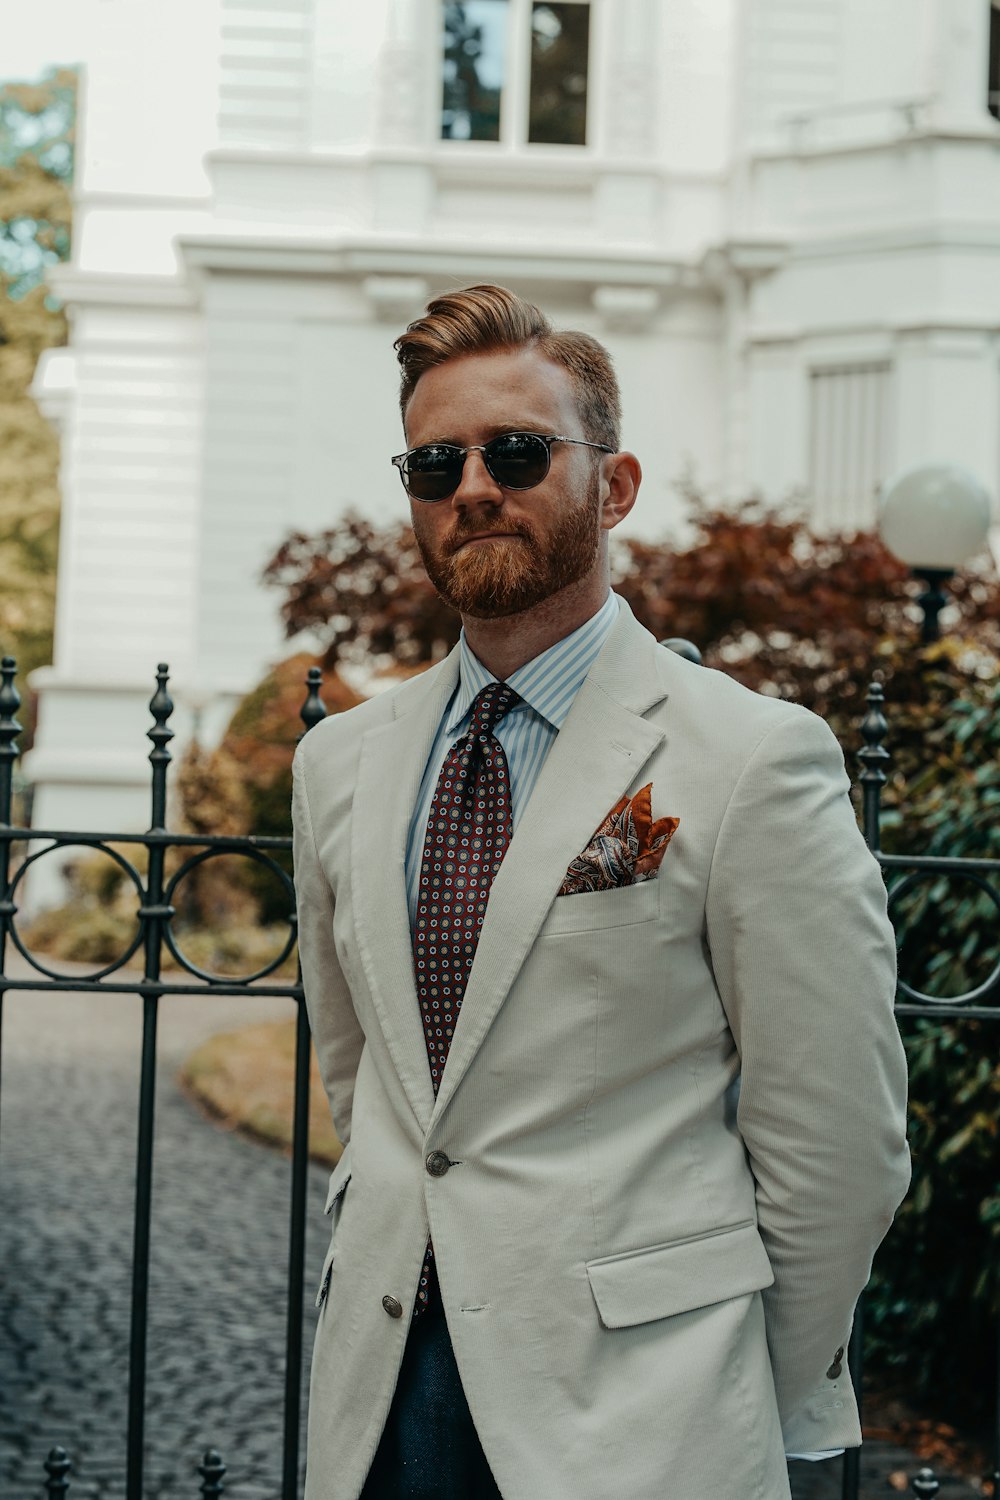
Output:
top-left (892, 326), bottom-right (1000, 483)
top-left (375, 0), bottom-right (433, 146)
top-left (601, 0), bottom-right (659, 158)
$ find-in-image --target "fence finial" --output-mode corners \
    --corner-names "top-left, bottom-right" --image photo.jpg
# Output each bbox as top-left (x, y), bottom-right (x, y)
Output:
top-left (198, 1448), bottom-right (226, 1498)
top-left (910, 1467), bottom-right (940, 1497)
top-left (0, 656), bottom-right (21, 824)
top-left (43, 1446), bottom-right (71, 1498)
top-left (858, 675), bottom-right (890, 851)
top-left (300, 665), bottom-right (328, 737)
top-left (148, 663), bottom-right (175, 831)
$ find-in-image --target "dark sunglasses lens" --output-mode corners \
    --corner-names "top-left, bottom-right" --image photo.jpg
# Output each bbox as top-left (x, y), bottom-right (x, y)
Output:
top-left (486, 433), bottom-right (550, 489)
top-left (404, 444), bottom-right (463, 501)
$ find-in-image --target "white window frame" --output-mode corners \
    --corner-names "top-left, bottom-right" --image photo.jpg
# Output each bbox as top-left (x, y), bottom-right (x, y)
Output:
top-left (437, 0), bottom-right (595, 152)
top-left (989, 0), bottom-right (1000, 121)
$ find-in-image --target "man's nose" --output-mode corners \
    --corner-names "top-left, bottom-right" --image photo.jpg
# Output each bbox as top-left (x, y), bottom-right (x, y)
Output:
top-left (449, 447), bottom-right (503, 509)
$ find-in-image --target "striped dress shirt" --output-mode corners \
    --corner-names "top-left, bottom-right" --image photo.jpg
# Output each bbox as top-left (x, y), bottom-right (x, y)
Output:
top-left (404, 590), bottom-right (620, 923)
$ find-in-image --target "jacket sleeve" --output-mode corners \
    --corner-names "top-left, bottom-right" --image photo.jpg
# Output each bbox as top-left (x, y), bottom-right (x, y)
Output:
top-left (292, 740), bottom-right (366, 1149)
top-left (704, 706), bottom-right (910, 1453)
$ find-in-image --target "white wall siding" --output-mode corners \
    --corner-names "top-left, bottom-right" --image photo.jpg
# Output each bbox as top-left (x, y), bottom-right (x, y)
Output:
top-left (219, 0), bottom-right (316, 149)
top-left (52, 309), bottom-right (204, 682)
top-left (742, 0), bottom-right (844, 143)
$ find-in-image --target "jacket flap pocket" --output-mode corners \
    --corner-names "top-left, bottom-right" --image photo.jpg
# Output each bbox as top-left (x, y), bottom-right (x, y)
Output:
top-left (586, 1220), bottom-right (774, 1330)
top-left (324, 1144), bottom-right (352, 1215)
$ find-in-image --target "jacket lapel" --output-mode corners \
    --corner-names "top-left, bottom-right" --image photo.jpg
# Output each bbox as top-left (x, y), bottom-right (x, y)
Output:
top-left (431, 602), bottom-right (670, 1124)
top-left (351, 651), bottom-right (460, 1130)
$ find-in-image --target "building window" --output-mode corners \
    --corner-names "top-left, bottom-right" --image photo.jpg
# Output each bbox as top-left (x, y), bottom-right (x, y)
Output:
top-left (808, 364), bottom-right (892, 533)
top-left (529, 5), bottom-right (590, 145)
top-left (990, 1), bottom-right (1000, 121)
top-left (442, 1), bottom-right (509, 142)
top-left (441, 0), bottom-right (591, 146)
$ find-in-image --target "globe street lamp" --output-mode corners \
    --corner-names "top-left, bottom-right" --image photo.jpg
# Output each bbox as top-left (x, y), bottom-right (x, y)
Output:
top-left (877, 463), bottom-right (993, 642)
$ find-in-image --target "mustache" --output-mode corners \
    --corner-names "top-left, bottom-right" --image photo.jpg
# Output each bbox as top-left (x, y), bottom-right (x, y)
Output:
top-left (445, 517), bottom-right (535, 554)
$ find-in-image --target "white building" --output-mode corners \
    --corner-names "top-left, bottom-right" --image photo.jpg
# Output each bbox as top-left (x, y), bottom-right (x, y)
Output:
top-left (25, 0), bottom-right (1000, 836)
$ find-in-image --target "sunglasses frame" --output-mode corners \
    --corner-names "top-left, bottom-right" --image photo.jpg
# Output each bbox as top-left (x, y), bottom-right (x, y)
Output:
top-left (390, 431), bottom-right (614, 502)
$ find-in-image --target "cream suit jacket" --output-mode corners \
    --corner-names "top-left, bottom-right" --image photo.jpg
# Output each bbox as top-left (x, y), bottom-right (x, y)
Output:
top-left (291, 598), bottom-right (910, 1500)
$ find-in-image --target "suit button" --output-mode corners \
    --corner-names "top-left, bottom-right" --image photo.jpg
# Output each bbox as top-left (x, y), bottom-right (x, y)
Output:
top-left (826, 1346), bottom-right (845, 1379)
top-left (425, 1151), bottom-right (452, 1177)
top-left (382, 1295), bottom-right (403, 1319)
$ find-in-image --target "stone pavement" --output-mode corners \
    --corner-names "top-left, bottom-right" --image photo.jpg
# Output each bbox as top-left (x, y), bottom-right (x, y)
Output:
top-left (0, 958), bottom-right (982, 1500)
top-left (0, 962), bottom-right (328, 1500)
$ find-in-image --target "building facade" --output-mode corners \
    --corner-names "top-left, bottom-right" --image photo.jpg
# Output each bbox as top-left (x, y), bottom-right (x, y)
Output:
top-left (25, 0), bottom-right (1000, 840)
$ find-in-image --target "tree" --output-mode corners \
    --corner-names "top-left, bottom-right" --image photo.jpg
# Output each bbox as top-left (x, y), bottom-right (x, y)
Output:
top-left (175, 653), bottom-right (364, 925)
top-left (262, 492), bottom-right (1000, 740)
top-left (262, 514), bottom-right (461, 671)
top-left (0, 67), bottom-right (77, 703)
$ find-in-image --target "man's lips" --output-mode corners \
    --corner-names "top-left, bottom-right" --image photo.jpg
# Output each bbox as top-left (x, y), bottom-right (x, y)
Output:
top-left (452, 531), bottom-right (524, 550)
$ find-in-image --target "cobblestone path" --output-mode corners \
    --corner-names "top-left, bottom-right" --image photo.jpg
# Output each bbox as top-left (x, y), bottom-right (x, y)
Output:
top-left (0, 962), bottom-right (980, 1500)
top-left (0, 967), bottom-right (328, 1500)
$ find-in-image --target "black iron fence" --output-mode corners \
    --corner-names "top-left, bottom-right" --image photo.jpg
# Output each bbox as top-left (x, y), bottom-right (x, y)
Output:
top-left (0, 654), bottom-right (997, 1500)
top-left (0, 658), bottom-right (324, 1500)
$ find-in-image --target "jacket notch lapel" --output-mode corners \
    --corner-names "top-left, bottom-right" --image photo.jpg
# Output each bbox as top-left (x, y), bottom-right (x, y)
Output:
top-left (350, 656), bottom-right (460, 1130)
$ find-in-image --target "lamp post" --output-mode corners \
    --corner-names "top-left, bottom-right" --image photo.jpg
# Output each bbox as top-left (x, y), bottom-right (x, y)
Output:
top-left (877, 463), bottom-right (993, 642)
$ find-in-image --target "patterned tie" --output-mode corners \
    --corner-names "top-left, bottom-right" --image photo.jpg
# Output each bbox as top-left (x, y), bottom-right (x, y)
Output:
top-left (412, 680), bottom-right (521, 1312)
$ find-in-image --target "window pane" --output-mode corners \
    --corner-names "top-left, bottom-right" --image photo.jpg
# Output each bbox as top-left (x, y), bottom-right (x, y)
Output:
top-left (528, 3), bottom-right (590, 146)
top-left (442, 1), bottom-right (510, 141)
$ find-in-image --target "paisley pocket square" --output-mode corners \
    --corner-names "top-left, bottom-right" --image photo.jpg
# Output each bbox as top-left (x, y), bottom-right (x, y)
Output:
top-left (558, 783), bottom-right (679, 897)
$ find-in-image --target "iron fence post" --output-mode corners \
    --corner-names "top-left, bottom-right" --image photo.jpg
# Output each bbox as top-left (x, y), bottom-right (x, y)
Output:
top-left (280, 668), bottom-right (328, 1500)
top-left (126, 664), bottom-right (175, 1500)
top-left (993, 1311), bottom-right (1000, 1500)
top-left (0, 656), bottom-right (21, 1159)
top-left (841, 679), bottom-right (892, 1500)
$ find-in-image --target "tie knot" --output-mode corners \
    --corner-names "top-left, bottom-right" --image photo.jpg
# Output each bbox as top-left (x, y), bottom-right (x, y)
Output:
top-left (468, 681), bottom-right (520, 740)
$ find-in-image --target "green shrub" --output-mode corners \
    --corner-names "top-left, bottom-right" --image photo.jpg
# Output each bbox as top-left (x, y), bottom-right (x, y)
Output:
top-left (864, 675), bottom-right (1000, 1428)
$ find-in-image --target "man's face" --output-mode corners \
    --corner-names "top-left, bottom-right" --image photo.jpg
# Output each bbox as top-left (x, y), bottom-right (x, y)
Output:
top-left (402, 346), bottom-right (607, 620)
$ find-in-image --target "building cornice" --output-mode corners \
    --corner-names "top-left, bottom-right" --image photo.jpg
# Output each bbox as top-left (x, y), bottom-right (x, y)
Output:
top-left (175, 230), bottom-right (702, 290)
top-left (45, 267), bottom-right (199, 309)
top-left (749, 318), bottom-right (1000, 348)
top-left (789, 222), bottom-right (1000, 260)
top-left (204, 144), bottom-right (727, 190)
top-left (748, 121), bottom-right (1000, 165)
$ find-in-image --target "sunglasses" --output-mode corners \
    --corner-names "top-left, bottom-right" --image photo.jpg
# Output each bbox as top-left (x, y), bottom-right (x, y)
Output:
top-left (390, 431), bottom-right (614, 503)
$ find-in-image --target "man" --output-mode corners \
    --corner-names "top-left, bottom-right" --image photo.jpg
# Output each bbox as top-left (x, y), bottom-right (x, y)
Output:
top-left (292, 284), bottom-right (910, 1500)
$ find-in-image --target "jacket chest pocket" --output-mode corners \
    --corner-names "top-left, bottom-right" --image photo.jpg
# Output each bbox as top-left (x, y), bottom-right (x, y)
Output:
top-left (538, 877), bottom-right (661, 938)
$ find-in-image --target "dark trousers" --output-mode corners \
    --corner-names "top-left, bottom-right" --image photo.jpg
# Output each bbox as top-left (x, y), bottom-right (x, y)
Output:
top-left (360, 1297), bottom-right (504, 1500)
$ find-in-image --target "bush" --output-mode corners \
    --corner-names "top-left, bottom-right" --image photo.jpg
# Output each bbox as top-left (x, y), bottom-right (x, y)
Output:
top-left (863, 677), bottom-right (1000, 1429)
top-left (175, 652), bottom-right (363, 926)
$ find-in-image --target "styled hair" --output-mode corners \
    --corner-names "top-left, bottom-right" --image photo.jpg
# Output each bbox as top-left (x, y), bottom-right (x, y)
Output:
top-left (395, 284), bottom-right (622, 451)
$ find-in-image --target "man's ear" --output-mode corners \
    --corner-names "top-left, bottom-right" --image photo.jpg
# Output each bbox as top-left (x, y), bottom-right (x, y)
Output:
top-left (600, 451), bottom-right (642, 532)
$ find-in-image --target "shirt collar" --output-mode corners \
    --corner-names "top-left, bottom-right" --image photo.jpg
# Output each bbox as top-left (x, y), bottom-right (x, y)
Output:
top-left (446, 590), bottom-right (620, 736)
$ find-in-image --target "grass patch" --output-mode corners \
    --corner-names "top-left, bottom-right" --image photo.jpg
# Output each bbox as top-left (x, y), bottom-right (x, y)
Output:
top-left (180, 1020), bottom-right (342, 1167)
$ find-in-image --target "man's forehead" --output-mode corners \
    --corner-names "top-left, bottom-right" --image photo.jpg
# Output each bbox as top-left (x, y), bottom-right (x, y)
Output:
top-left (412, 418), bottom-right (557, 445)
top-left (403, 346), bottom-right (579, 439)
